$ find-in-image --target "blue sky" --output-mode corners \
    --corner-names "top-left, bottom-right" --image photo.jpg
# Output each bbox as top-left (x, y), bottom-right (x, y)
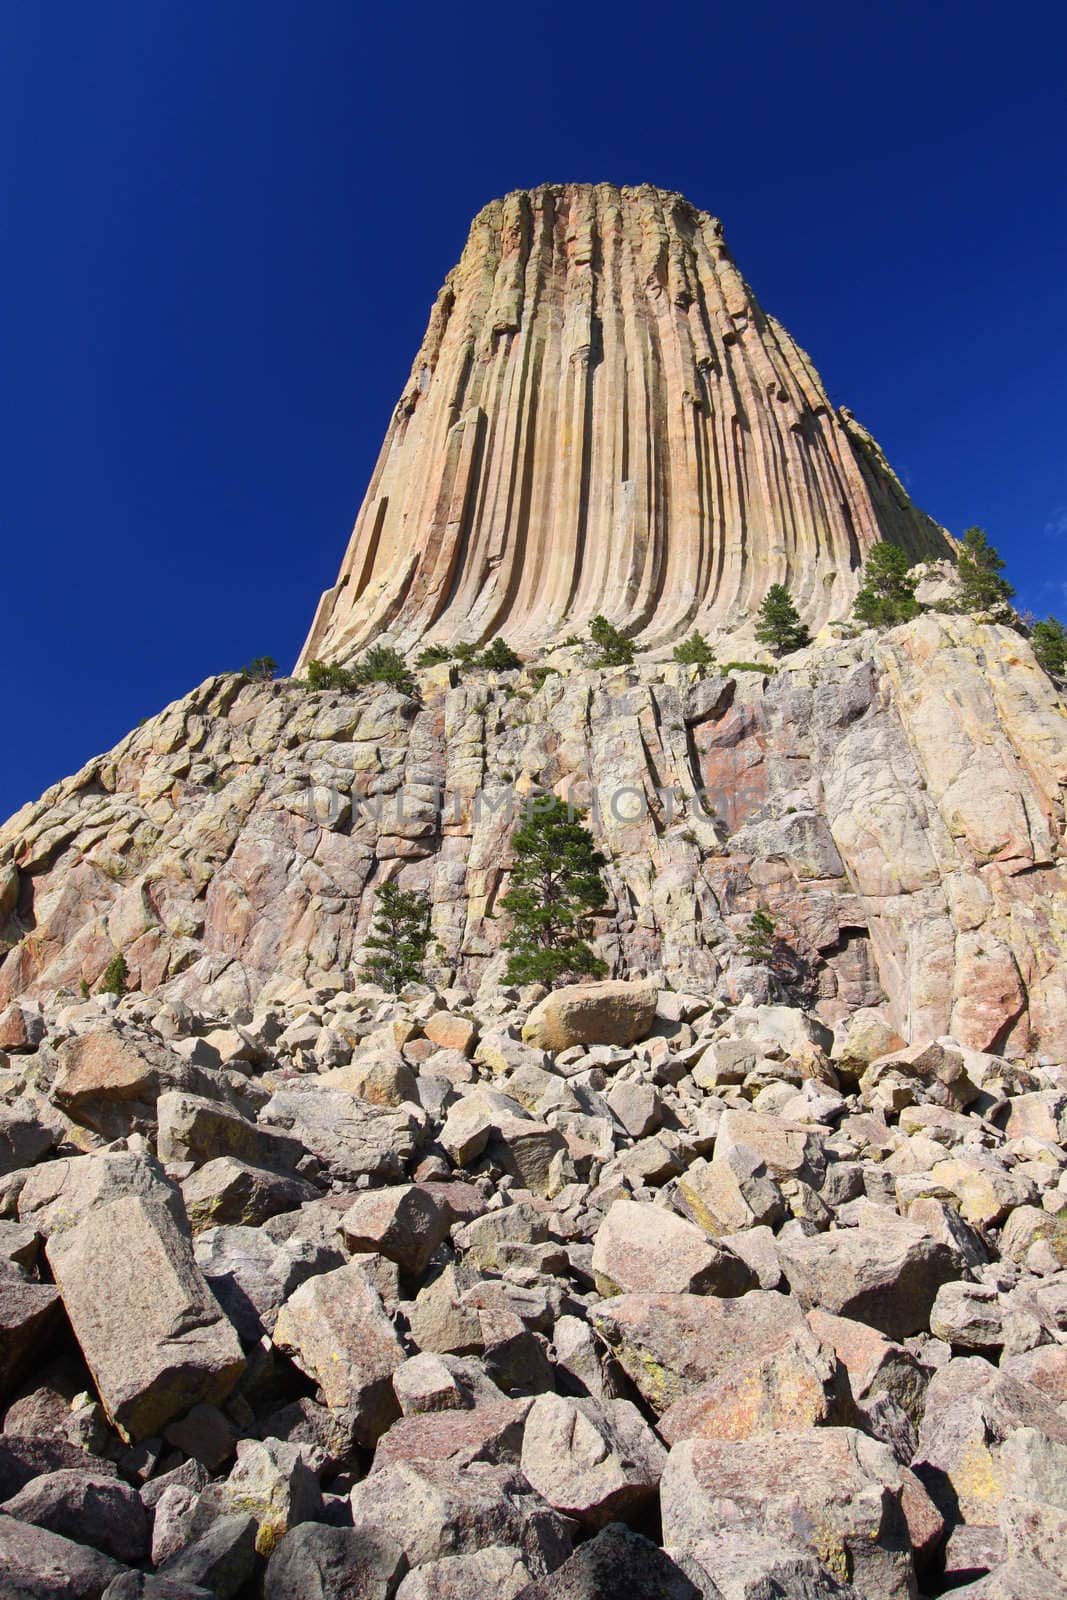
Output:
top-left (2, 1), bottom-right (1065, 821)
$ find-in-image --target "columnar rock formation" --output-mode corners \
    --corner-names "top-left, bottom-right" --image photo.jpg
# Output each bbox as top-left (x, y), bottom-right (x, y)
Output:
top-left (300, 182), bottom-right (950, 665)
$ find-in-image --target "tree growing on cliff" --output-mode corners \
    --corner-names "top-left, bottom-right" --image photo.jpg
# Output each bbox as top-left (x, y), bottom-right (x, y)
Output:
top-left (502, 795), bottom-right (608, 987)
top-left (99, 953), bottom-right (129, 997)
top-left (956, 527), bottom-right (1015, 614)
top-left (476, 638), bottom-right (523, 672)
top-left (240, 656), bottom-right (278, 681)
top-left (853, 543), bottom-right (922, 628)
top-left (755, 585), bottom-right (810, 656)
top-left (1031, 616), bottom-right (1067, 677)
top-left (589, 615), bottom-right (635, 668)
top-left (673, 631), bottom-right (716, 673)
top-left (363, 882), bottom-right (432, 993)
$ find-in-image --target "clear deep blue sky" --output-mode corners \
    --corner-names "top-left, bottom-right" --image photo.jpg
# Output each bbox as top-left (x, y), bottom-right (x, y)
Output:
top-left (3, 2), bottom-right (1065, 822)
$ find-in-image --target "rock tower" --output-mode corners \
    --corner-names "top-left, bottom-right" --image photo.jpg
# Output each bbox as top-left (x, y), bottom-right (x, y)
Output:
top-left (300, 182), bottom-right (949, 665)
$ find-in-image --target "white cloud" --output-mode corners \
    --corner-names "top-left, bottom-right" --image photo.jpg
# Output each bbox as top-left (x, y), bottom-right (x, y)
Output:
top-left (1044, 507), bottom-right (1067, 538)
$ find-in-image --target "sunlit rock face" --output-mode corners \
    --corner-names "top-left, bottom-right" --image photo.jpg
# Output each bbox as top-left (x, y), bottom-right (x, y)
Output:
top-left (299, 182), bottom-right (950, 666)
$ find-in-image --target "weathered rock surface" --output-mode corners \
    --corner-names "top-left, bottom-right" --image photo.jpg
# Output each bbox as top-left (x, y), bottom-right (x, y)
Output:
top-left (45, 1193), bottom-right (245, 1442)
top-left (1, 185), bottom-right (1067, 1600)
top-left (299, 182), bottom-right (948, 665)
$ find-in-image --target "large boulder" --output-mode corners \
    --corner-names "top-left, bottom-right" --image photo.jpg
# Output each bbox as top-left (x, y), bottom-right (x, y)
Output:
top-left (778, 1207), bottom-right (963, 1340)
top-left (661, 1427), bottom-right (916, 1599)
top-left (519, 1393), bottom-right (665, 1528)
top-left (0, 1276), bottom-right (62, 1397)
top-left (264, 1523), bottom-right (408, 1600)
top-left (590, 1199), bottom-right (753, 1297)
top-left (0, 1509), bottom-right (126, 1598)
top-left (272, 1261), bottom-right (405, 1446)
top-left (521, 982), bottom-right (657, 1052)
top-left (45, 1194), bottom-right (245, 1443)
top-left (589, 1290), bottom-right (832, 1419)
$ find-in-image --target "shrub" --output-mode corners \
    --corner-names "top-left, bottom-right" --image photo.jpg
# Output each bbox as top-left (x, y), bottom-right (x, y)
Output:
top-left (305, 658), bottom-right (352, 690)
top-left (415, 644), bottom-right (453, 668)
top-left (307, 649), bottom-right (416, 696)
top-left (99, 953), bottom-right (129, 997)
top-left (755, 584), bottom-right (810, 656)
top-left (529, 665), bottom-right (559, 690)
top-left (673, 631), bottom-right (716, 672)
top-left (351, 645), bottom-right (416, 695)
top-left (1031, 616), bottom-right (1067, 677)
top-left (589, 615), bottom-right (635, 668)
top-left (723, 660), bottom-right (777, 674)
top-left (240, 656), bottom-right (278, 681)
top-left (453, 642), bottom-right (478, 664)
top-left (853, 543), bottom-right (922, 628)
top-left (502, 795), bottom-right (609, 987)
top-left (363, 882), bottom-right (432, 993)
top-left (955, 527), bottom-right (1015, 613)
top-left (476, 638), bottom-right (523, 671)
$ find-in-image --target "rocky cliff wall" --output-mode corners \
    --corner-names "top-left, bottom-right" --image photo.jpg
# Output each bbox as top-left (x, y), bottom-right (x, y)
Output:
top-left (299, 183), bottom-right (951, 665)
top-left (3, 617), bottom-right (1065, 1060)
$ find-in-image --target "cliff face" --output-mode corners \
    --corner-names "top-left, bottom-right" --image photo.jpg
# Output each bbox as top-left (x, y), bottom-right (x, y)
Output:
top-left (4, 617), bottom-right (1065, 1060)
top-left (300, 183), bottom-right (950, 666)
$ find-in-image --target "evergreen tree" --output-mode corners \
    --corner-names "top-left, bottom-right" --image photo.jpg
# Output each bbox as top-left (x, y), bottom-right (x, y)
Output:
top-left (1031, 616), bottom-right (1067, 677)
top-left (99, 953), bottom-right (129, 997)
top-left (739, 909), bottom-right (777, 964)
top-left (363, 882), bottom-right (432, 993)
top-left (956, 527), bottom-right (1015, 613)
top-left (240, 656), bottom-right (278, 681)
top-left (853, 543), bottom-right (922, 628)
top-left (589, 615), bottom-right (635, 668)
top-left (476, 638), bottom-right (523, 671)
top-left (755, 584), bottom-right (810, 656)
top-left (351, 645), bottom-right (416, 695)
top-left (502, 795), bottom-right (609, 987)
top-left (415, 644), bottom-right (453, 668)
top-left (673, 631), bottom-right (716, 672)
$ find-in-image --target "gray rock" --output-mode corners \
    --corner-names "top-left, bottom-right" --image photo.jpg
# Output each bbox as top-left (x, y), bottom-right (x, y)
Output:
top-left (0, 1508), bottom-right (125, 1598)
top-left (519, 1393), bottom-right (665, 1528)
top-left (45, 1194), bottom-right (245, 1443)
top-left (264, 1522), bottom-right (408, 1599)
top-left (180, 1158), bottom-right (319, 1231)
top-left (778, 1208), bottom-right (962, 1339)
top-left (194, 1222), bottom-right (343, 1340)
top-left (1, 1466), bottom-right (149, 1562)
top-left (514, 1521), bottom-right (701, 1598)
top-left (661, 1428), bottom-right (916, 1600)
top-left (157, 1512), bottom-right (258, 1599)
top-left (273, 1260), bottom-right (404, 1446)
top-left (395, 1545), bottom-right (531, 1599)
top-left (261, 1088), bottom-right (418, 1183)
top-left (341, 1185), bottom-right (450, 1277)
top-left (347, 1459), bottom-right (572, 1572)
top-left (158, 1091), bottom-right (305, 1171)
top-left (591, 1198), bottom-right (754, 1299)
top-left (0, 1275), bottom-right (61, 1396)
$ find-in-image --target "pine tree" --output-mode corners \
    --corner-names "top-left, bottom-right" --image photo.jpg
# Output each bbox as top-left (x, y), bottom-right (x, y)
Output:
top-left (673, 631), bottom-right (716, 672)
top-left (240, 656), bottom-right (278, 681)
top-left (476, 638), bottom-right (523, 671)
top-left (755, 585), bottom-right (810, 656)
top-left (363, 882), bottom-right (432, 993)
top-left (502, 795), bottom-right (609, 987)
top-left (853, 543), bottom-right (922, 628)
top-left (956, 527), bottom-right (1015, 613)
top-left (1031, 616), bottom-right (1067, 677)
top-left (739, 909), bottom-right (777, 964)
top-left (589, 615), bottom-right (635, 667)
top-left (99, 953), bottom-right (129, 997)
